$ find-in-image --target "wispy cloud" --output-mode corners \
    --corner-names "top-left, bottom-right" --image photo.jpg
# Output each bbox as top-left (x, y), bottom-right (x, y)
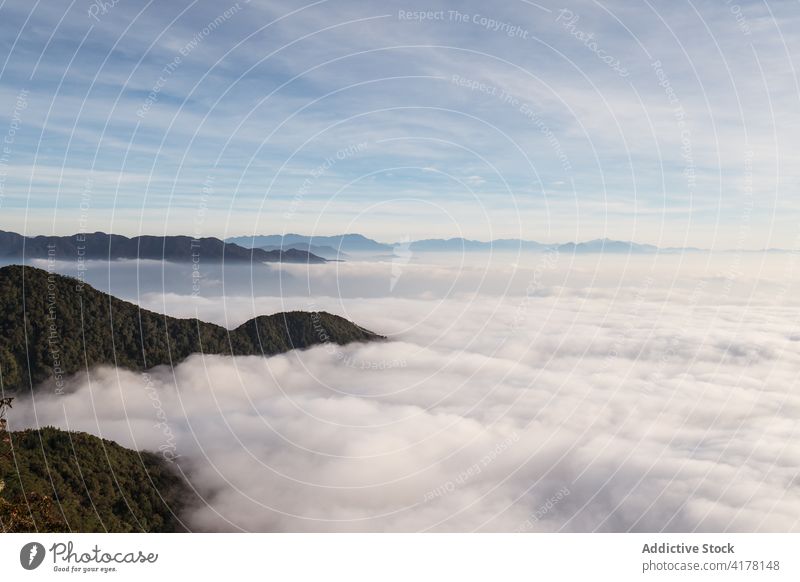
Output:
top-left (0, 0), bottom-right (797, 247)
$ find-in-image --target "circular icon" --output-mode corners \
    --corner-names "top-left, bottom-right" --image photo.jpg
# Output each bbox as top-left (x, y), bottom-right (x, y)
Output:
top-left (20, 542), bottom-right (46, 570)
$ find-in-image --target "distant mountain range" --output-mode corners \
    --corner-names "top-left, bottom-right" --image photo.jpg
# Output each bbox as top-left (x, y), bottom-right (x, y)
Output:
top-left (258, 243), bottom-right (349, 260)
top-left (0, 265), bottom-right (383, 393)
top-left (405, 238), bottom-right (546, 252)
top-left (4, 231), bottom-right (778, 262)
top-left (227, 233), bottom-right (393, 254)
top-left (0, 230), bottom-right (326, 264)
top-left (556, 239), bottom-right (659, 253)
top-left (226, 234), bottom-right (700, 254)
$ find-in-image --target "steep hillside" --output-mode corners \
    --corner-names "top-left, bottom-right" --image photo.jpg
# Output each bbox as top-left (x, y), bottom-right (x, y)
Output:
top-left (0, 427), bottom-right (189, 532)
top-left (0, 265), bottom-right (383, 393)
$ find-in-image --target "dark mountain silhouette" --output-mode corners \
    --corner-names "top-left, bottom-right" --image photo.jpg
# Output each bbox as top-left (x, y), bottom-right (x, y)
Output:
top-left (0, 265), bottom-right (383, 393)
top-left (0, 426), bottom-right (189, 532)
top-left (0, 230), bottom-right (326, 263)
top-left (259, 243), bottom-right (348, 260)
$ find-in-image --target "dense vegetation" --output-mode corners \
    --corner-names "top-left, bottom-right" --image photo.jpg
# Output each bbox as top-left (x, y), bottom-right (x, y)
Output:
top-left (0, 427), bottom-right (189, 532)
top-left (0, 230), bottom-right (325, 263)
top-left (0, 265), bottom-right (383, 393)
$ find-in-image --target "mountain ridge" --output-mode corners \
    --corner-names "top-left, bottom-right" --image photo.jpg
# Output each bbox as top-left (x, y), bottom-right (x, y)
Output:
top-left (0, 426), bottom-right (190, 532)
top-left (226, 233), bottom-right (393, 253)
top-left (0, 230), bottom-right (327, 264)
top-left (0, 265), bottom-right (383, 393)
top-left (258, 242), bottom-right (349, 260)
top-left (226, 234), bottom-right (696, 254)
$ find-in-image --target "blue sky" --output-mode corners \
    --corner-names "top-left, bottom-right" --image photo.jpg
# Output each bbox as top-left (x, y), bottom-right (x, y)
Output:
top-left (0, 0), bottom-right (797, 247)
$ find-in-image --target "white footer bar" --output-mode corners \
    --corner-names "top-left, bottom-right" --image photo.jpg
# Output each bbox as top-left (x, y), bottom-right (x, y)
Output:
top-left (2, 533), bottom-right (797, 581)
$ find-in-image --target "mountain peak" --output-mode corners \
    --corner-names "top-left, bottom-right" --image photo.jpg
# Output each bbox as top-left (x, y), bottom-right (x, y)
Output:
top-left (0, 266), bottom-right (382, 393)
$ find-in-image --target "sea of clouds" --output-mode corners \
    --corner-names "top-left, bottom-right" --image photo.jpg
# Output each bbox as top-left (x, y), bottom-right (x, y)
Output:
top-left (11, 252), bottom-right (800, 531)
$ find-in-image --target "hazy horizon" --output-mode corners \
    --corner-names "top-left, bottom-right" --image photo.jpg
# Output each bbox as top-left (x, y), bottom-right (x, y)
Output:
top-left (0, 227), bottom-right (796, 252)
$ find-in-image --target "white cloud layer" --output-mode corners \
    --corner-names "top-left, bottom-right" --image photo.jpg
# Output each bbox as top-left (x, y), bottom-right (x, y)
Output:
top-left (12, 253), bottom-right (800, 531)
